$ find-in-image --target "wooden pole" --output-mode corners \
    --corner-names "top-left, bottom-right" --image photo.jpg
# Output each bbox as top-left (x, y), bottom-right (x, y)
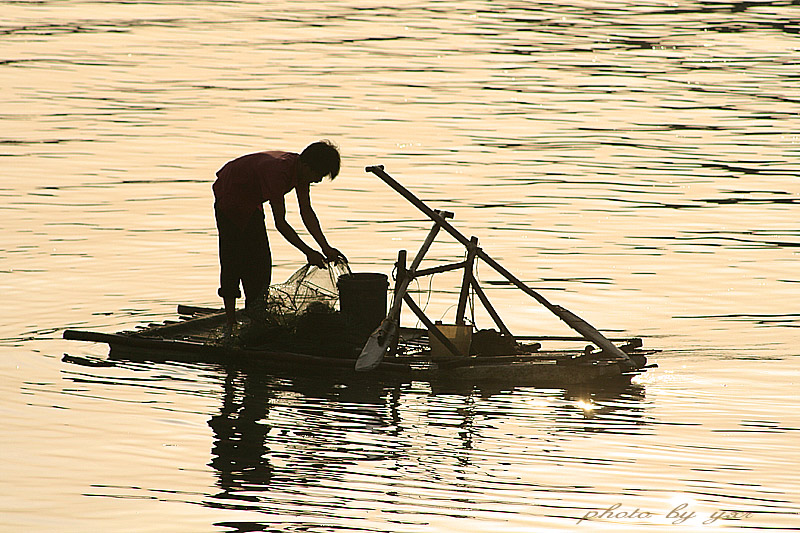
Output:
top-left (470, 277), bottom-right (513, 337)
top-left (383, 212), bottom-right (448, 325)
top-left (402, 294), bottom-right (464, 357)
top-left (391, 249), bottom-right (407, 356)
top-left (412, 261), bottom-right (468, 278)
top-left (456, 236), bottom-right (479, 326)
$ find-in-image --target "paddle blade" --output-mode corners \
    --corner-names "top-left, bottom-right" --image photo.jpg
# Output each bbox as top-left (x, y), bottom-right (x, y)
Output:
top-left (553, 305), bottom-right (632, 362)
top-left (355, 319), bottom-right (398, 372)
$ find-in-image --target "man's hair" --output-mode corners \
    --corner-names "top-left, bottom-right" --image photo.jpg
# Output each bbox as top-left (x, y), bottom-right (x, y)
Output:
top-left (300, 140), bottom-right (340, 180)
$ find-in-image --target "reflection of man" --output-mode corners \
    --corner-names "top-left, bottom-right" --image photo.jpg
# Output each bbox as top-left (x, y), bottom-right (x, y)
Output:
top-left (206, 369), bottom-right (395, 501)
top-left (213, 140), bottom-right (346, 337)
top-left (208, 371), bottom-right (273, 494)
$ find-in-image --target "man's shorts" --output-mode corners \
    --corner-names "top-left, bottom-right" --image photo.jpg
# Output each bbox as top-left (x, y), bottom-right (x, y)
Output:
top-left (215, 204), bottom-right (271, 306)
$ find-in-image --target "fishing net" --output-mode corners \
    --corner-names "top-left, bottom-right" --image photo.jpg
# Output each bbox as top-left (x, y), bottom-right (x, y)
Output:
top-left (266, 261), bottom-right (351, 319)
top-left (239, 261), bottom-right (380, 356)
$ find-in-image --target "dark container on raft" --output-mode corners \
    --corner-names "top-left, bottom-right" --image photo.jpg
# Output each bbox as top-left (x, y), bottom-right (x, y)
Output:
top-left (337, 273), bottom-right (389, 339)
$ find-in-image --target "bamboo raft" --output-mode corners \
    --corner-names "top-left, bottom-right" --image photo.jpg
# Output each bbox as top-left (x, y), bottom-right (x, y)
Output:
top-left (62, 166), bottom-right (657, 385)
top-left (63, 305), bottom-right (654, 385)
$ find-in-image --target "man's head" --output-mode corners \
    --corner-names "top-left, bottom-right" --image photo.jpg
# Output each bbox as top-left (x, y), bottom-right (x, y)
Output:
top-left (299, 140), bottom-right (340, 184)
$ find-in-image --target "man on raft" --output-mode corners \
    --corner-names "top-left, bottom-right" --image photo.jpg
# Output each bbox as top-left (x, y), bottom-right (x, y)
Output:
top-left (212, 140), bottom-right (347, 339)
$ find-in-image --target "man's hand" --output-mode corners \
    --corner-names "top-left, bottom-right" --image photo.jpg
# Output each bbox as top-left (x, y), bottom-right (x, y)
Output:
top-left (305, 250), bottom-right (328, 268)
top-left (323, 246), bottom-right (347, 264)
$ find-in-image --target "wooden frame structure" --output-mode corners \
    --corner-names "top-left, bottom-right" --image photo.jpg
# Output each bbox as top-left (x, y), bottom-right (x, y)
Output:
top-left (389, 214), bottom-right (510, 359)
top-left (365, 165), bottom-right (634, 367)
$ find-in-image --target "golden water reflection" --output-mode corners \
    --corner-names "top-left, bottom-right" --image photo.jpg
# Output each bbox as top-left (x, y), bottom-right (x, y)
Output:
top-left (201, 363), bottom-right (648, 527)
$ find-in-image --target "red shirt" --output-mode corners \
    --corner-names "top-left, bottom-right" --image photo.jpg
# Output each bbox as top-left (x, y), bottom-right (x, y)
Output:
top-left (213, 151), bottom-right (300, 229)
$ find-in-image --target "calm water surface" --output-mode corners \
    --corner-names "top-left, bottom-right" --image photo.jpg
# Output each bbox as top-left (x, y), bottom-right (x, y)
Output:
top-left (2, 1), bottom-right (799, 531)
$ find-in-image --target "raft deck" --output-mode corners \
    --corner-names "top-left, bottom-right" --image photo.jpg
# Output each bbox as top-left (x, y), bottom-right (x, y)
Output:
top-left (63, 305), bottom-right (656, 386)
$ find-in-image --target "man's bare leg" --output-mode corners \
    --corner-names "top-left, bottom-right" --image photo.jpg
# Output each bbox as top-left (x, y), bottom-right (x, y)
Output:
top-left (223, 296), bottom-right (236, 336)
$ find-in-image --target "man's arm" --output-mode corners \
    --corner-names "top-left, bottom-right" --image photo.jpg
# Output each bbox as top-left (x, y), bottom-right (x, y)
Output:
top-left (270, 195), bottom-right (326, 267)
top-left (296, 184), bottom-right (345, 262)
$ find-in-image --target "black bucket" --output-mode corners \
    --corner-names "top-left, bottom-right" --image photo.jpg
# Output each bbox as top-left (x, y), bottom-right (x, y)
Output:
top-left (337, 273), bottom-right (388, 338)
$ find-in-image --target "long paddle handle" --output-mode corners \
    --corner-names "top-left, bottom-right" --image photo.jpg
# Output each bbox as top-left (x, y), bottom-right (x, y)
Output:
top-left (366, 165), bottom-right (632, 363)
top-left (367, 165), bottom-right (558, 309)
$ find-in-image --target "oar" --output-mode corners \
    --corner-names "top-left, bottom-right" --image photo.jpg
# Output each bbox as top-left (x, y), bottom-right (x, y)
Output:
top-left (365, 165), bottom-right (634, 366)
top-left (355, 214), bottom-right (446, 371)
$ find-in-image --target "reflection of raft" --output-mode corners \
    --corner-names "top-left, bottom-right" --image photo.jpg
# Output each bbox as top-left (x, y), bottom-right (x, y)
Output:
top-left (62, 165), bottom-right (658, 385)
top-left (63, 304), bottom-right (655, 385)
